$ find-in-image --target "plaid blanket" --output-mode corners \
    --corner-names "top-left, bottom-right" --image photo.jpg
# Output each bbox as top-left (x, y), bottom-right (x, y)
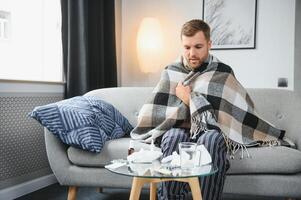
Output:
top-left (131, 55), bottom-right (285, 156)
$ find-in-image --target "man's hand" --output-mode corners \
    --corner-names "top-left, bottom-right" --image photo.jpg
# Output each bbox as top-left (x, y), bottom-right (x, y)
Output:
top-left (176, 82), bottom-right (191, 106)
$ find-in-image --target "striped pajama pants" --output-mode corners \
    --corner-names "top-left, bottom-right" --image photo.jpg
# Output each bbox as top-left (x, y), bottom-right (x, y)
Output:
top-left (157, 128), bottom-right (229, 200)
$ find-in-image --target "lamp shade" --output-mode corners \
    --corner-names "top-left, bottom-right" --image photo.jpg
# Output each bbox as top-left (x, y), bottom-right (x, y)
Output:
top-left (136, 17), bottom-right (164, 73)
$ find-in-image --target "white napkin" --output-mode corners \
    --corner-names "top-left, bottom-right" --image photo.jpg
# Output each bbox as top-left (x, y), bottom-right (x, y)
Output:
top-left (127, 148), bottom-right (162, 163)
top-left (197, 144), bottom-right (212, 166)
top-left (161, 144), bottom-right (212, 166)
top-left (105, 162), bottom-right (126, 169)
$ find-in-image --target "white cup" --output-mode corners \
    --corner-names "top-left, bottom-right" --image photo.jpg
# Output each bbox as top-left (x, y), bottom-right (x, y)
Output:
top-left (179, 142), bottom-right (197, 170)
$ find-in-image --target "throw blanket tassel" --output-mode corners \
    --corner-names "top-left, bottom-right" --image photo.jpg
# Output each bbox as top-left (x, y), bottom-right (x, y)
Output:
top-left (190, 110), bottom-right (211, 139)
top-left (191, 110), bottom-right (252, 159)
top-left (226, 138), bottom-right (251, 159)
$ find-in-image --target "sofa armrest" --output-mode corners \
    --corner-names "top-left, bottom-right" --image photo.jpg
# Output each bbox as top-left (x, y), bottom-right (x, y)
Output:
top-left (296, 138), bottom-right (301, 151)
top-left (44, 128), bottom-right (72, 185)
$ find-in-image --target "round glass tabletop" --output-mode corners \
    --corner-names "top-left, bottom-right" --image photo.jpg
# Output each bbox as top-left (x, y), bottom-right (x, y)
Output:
top-left (106, 160), bottom-right (218, 179)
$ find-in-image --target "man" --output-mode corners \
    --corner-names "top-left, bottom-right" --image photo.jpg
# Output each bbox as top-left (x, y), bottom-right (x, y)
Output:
top-left (131, 19), bottom-right (228, 200)
top-left (131, 19), bottom-right (284, 200)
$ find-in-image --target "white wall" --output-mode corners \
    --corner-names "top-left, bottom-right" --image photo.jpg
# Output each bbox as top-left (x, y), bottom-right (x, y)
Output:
top-left (120, 0), bottom-right (295, 90)
top-left (295, 0), bottom-right (301, 94)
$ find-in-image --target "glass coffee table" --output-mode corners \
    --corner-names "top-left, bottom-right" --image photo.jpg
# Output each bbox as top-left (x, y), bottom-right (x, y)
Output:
top-left (106, 160), bottom-right (218, 200)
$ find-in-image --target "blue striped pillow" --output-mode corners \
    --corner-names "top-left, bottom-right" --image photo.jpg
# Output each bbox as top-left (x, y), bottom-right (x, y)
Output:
top-left (29, 96), bottom-right (133, 153)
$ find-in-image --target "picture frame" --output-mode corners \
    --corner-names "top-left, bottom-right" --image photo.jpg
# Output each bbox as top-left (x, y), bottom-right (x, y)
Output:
top-left (202, 0), bottom-right (257, 50)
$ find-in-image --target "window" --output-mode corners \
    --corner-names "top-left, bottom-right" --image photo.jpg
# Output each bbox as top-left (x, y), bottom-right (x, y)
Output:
top-left (0, 11), bottom-right (10, 40)
top-left (0, 0), bottom-right (62, 82)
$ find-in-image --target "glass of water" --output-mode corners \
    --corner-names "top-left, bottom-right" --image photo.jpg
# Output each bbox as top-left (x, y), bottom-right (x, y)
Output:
top-left (179, 142), bottom-right (197, 170)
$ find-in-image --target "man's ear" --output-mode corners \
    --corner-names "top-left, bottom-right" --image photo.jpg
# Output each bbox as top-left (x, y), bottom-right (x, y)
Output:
top-left (208, 40), bottom-right (212, 49)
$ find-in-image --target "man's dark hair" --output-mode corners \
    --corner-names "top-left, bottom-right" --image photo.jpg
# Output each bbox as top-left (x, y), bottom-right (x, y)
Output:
top-left (181, 19), bottom-right (211, 41)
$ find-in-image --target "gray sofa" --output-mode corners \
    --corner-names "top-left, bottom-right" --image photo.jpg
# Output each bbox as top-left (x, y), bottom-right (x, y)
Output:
top-left (44, 87), bottom-right (301, 199)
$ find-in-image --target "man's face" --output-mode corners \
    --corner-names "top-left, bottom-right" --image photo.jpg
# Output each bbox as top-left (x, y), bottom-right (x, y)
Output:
top-left (181, 31), bottom-right (212, 69)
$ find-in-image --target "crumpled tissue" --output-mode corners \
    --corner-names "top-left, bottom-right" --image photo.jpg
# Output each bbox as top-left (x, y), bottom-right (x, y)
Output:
top-left (161, 144), bottom-right (212, 166)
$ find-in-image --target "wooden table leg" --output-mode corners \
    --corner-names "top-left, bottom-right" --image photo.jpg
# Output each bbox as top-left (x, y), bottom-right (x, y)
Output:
top-left (129, 177), bottom-right (145, 200)
top-left (67, 186), bottom-right (77, 200)
top-left (129, 177), bottom-right (202, 200)
top-left (150, 182), bottom-right (157, 200)
top-left (188, 178), bottom-right (202, 200)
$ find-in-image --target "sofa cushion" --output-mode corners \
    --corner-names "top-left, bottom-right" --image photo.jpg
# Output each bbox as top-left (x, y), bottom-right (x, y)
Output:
top-left (68, 138), bottom-right (301, 175)
top-left (67, 137), bottom-right (160, 167)
top-left (227, 146), bottom-right (301, 174)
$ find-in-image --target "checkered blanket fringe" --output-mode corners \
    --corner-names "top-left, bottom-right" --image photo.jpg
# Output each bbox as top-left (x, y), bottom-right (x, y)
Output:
top-left (131, 55), bottom-right (285, 158)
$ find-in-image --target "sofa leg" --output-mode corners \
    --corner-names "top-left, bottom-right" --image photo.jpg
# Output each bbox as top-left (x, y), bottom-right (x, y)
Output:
top-left (67, 186), bottom-right (77, 200)
top-left (96, 187), bottom-right (103, 193)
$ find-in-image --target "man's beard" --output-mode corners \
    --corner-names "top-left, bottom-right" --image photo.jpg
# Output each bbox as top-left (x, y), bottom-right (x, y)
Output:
top-left (189, 58), bottom-right (200, 66)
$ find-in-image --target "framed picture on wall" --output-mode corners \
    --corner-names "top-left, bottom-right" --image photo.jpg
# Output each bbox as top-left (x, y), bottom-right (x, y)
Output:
top-left (202, 0), bottom-right (257, 50)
